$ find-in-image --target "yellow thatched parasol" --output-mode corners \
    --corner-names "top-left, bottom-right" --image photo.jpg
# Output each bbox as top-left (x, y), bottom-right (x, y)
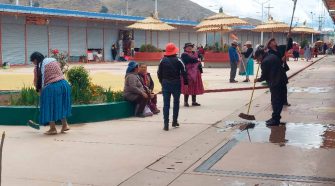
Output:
top-left (196, 26), bottom-right (231, 32)
top-left (127, 16), bottom-right (176, 31)
top-left (127, 16), bottom-right (175, 46)
top-left (292, 22), bottom-right (317, 34)
top-left (196, 13), bottom-right (248, 28)
top-left (196, 12), bottom-right (248, 46)
top-left (253, 17), bottom-right (289, 37)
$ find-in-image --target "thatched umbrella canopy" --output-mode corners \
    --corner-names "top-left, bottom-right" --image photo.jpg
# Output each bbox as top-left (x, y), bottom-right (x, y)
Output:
top-left (196, 26), bottom-right (231, 46)
top-left (253, 17), bottom-right (289, 37)
top-left (292, 22), bottom-right (318, 42)
top-left (127, 16), bottom-right (176, 31)
top-left (127, 16), bottom-right (176, 46)
top-left (292, 22), bottom-right (317, 34)
top-left (196, 26), bottom-right (231, 33)
top-left (196, 12), bottom-right (248, 46)
top-left (196, 13), bottom-right (248, 28)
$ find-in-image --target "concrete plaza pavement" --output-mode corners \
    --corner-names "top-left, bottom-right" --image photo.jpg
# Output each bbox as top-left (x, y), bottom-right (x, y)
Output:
top-left (1, 55), bottom-right (334, 186)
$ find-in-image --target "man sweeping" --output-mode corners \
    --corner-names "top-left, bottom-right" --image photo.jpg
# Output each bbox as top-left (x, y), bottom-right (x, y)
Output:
top-left (254, 47), bottom-right (288, 126)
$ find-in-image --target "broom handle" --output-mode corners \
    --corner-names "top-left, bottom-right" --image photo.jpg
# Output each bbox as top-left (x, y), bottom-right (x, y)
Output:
top-left (0, 132), bottom-right (5, 186)
top-left (246, 63), bottom-right (260, 115)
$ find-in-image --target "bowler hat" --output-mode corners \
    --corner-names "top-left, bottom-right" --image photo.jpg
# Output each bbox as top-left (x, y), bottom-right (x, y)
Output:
top-left (183, 43), bottom-right (194, 49)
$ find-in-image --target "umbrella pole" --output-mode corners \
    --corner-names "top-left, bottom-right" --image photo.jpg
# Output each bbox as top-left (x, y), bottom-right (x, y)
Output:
top-left (150, 30), bottom-right (153, 45)
top-left (214, 31), bottom-right (216, 45)
top-left (221, 28), bottom-right (224, 48)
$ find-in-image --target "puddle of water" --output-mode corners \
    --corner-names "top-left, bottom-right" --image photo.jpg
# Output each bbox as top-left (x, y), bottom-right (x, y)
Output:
top-left (237, 122), bottom-right (335, 149)
top-left (288, 87), bottom-right (333, 94)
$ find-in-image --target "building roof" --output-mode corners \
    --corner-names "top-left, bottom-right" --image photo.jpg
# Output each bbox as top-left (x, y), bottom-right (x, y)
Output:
top-left (323, 0), bottom-right (335, 24)
top-left (0, 3), bottom-right (198, 26)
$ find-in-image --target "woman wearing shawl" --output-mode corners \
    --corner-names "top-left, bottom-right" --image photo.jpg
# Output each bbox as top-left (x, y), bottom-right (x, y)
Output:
top-left (31, 52), bottom-right (72, 135)
top-left (239, 41), bottom-right (254, 82)
top-left (123, 61), bottom-right (150, 117)
top-left (181, 43), bottom-right (204, 107)
top-left (138, 63), bottom-right (160, 114)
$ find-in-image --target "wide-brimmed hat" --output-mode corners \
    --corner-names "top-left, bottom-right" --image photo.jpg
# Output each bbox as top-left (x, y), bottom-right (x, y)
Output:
top-left (183, 43), bottom-right (194, 49)
top-left (245, 41), bottom-right (252, 45)
top-left (165, 43), bottom-right (179, 56)
top-left (126, 61), bottom-right (138, 73)
top-left (231, 40), bottom-right (238, 46)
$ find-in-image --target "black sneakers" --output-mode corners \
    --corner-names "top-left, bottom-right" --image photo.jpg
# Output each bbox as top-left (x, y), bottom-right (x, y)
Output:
top-left (266, 119), bottom-right (280, 127)
top-left (172, 121), bottom-right (180, 127)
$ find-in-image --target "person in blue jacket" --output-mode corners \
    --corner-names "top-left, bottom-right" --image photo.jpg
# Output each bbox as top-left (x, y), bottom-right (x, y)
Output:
top-left (228, 40), bottom-right (239, 83)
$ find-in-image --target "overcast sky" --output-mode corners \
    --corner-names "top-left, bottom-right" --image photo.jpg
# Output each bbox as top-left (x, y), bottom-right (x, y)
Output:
top-left (189, 0), bottom-right (334, 31)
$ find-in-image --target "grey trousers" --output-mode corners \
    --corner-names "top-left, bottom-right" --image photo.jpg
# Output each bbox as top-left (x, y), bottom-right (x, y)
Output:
top-left (230, 62), bottom-right (238, 81)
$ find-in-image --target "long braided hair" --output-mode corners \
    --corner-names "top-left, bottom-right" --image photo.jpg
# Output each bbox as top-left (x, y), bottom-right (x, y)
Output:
top-left (30, 52), bottom-right (45, 92)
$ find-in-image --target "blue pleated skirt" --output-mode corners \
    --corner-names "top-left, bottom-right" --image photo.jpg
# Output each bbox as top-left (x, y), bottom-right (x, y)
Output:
top-left (239, 58), bottom-right (254, 76)
top-left (40, 79), bottom-right (72, 125)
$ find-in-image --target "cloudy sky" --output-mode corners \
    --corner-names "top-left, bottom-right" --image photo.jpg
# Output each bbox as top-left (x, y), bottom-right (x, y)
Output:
top-left (189, 0), bottom-right (334, 31)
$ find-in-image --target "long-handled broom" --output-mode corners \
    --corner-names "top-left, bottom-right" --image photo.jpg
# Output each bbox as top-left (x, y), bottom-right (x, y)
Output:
top-left (27, 97), bottom-right (40, 130)
top-left (238, 63), bottom-right (261, 120)
top-left (239, 0), bottom-right (298, 121)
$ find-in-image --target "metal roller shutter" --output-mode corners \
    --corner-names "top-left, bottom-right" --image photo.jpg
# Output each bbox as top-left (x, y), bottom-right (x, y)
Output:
top-left (158, 31), bottom-right (169, 49)
top-left (180, 32), bottom-right (189, 47)
top-left (50, 26), bottom-right (68, 53)
top-left (87, 28), bottom-right (103, 49)
top-left (134, 30), bottom-right (145, 48)
top-left (190, 32), bottom-right (198, 46)
top-left (104, 29), bottom-right (118, 61)
top-left (151, 31), bottom-right (158, 48)
top-left (70, 27), bottom-right (86, 56)
top-left (2, 24), bottom-right (25, 65)
top-left (170, 32), bottom-right (180, 49)
top-left (27, 25), bottom-right (48, 63)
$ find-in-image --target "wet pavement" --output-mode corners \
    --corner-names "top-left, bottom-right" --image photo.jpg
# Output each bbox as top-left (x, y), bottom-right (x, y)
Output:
top-left (119, 56), bottom-right (335, 185)
top-left (1, 56), bottom-right (334, 185)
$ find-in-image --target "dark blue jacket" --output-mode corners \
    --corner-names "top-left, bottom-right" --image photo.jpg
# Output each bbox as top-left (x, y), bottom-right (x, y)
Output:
top-left (228, 46), bottom-right (239, 63)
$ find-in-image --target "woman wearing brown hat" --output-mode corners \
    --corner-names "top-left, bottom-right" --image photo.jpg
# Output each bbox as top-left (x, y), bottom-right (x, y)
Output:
top-left (181, 43), bottom-right (204, 107)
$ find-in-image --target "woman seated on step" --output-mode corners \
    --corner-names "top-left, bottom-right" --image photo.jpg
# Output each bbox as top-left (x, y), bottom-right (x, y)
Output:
top-left (138, 63), bottom-right (160, 114)
top-left (123, 61), bottom-right (151, 117)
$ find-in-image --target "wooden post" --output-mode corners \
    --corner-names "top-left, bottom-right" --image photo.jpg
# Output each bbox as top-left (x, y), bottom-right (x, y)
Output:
top-left (0, 132), bottom-right (5, 186)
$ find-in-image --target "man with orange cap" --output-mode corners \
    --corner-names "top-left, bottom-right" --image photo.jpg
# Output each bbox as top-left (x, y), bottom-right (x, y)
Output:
top-left (158, 43), bottom-right (188, 131)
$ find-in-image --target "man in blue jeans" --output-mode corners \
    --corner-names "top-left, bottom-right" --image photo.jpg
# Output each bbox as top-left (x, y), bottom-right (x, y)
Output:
top-left (158, 43), bottom-right (188, 131)
top-left (228, 40), bottom-right (239, 83)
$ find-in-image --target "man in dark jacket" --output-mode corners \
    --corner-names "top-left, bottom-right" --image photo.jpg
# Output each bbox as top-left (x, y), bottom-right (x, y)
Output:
top-left (254, 47), bottom-right (288, 126)
top-left (158, 43), bottom-right (188, 131)
top-left (267, 37), bottom-right (293, 106)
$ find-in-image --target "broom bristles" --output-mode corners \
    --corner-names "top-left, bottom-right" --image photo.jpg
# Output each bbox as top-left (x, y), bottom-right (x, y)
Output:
top-left (239, 113), bottom-right (256, 121)
top-left (27, 120), bottom-right (40, 130)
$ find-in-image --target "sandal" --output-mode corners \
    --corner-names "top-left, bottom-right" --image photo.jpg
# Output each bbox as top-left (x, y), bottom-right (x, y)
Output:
top-left (61, 127), bottom-right (70, 133)
top-left (44, 129), bottom-right (57, 135)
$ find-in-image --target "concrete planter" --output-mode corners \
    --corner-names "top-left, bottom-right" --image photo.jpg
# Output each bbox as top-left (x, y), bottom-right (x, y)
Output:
top-left (203, 52), bottom-right (230, 68)
top-left (133, 52), bottom-right (164, 65)
top-left (0, 101), bottom-right (135, 126)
